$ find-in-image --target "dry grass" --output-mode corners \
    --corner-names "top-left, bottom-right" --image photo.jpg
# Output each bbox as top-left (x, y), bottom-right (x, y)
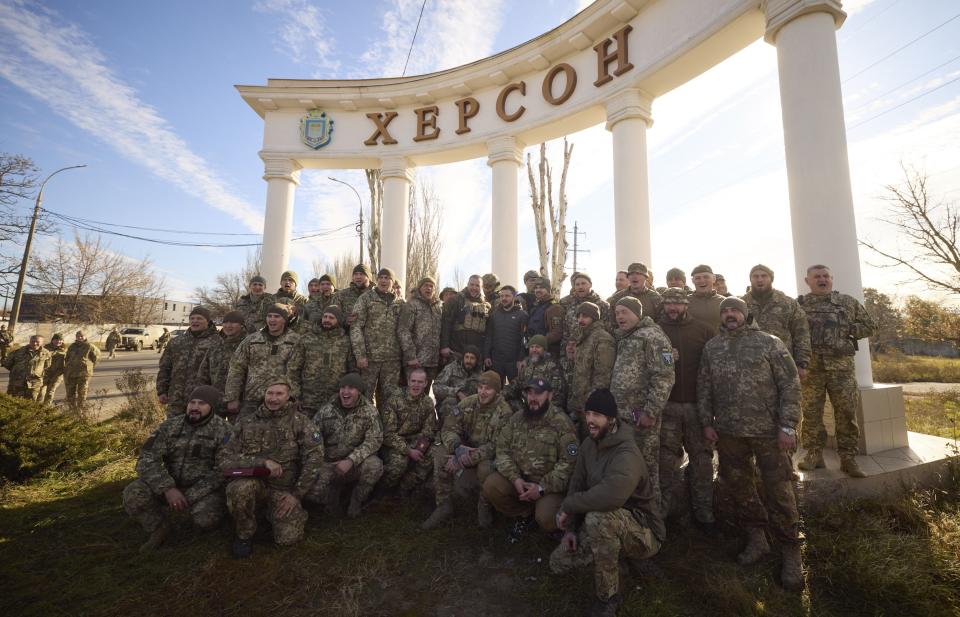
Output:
top-left (904, 391), bottom-right (960, 441)
top-left (873, 353), bottom-right (960, 384)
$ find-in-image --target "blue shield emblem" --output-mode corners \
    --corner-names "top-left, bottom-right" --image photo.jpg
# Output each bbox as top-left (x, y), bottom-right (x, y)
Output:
top-left (300, 109), bottom-right (334, 149)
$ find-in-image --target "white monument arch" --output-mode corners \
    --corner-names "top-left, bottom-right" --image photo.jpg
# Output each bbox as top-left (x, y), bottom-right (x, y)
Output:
top-left (238, 0), bottom-right (908, 455)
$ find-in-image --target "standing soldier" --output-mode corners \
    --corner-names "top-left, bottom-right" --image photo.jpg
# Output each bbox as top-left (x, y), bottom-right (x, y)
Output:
top-left (156, 328), bottom-right (172, 354)
top-left (484, 378), bottom-right (579, 542)
top-left (289, 305), bottom-right (352, 415)
top-left (481, 273), bottom-right (500, 304)
top-left (63, 331), bottom-right (100, 408)
top-left (378, 368), bottom-right (437, 495)
top-left (517, 269), bottom-right (540, 312)
top-left (224, 304), bottom-right (302, 418)
top-left (568, 302), bottom-right (616, 427)
top-left (439, 287), bottom-right (457, 304)
top-left (123, 386), bottom-right (230, 552)
top-left (610, 297), bottom-right (675, 509)
top-left (235, 275), bottom-right (276, 334)
top-left (504, 335), bottom-right (566, 412)
top-left (432, 345), bottom-right (483, 419)
top-left (41, 334), bottom-right (67, 404)
top-left (698, 297), bottom-right (804, 590)
top-left (307, 373), bottom-right (384, 518)
top-left (105, 328), bottom-right (121, 358)
top-left (422, 371), bottom-right (513, 530)
top-left (524, 277), bottom-right (564, 358)
top-left (301, 273), bottom-right (340, 329)
top-left (742, 264), bottom-right (811, 373)
top-left (797, 265), bottom-right (876, 477)
top-left (656, 288), bottom-right (716, 528)
top-left (0, 324), bottom-right (13, 364)
top-left (220, 378), bottom-right (323, 558)
top-left (440, 274), bottom-right (491, 364)
top-left (350, 267), bottom-right (404, 405)
top-left (687, 265), bottom-right (724, 332)
top-left (337, 265), bottom-right (373, 327)
top-left (714, 274), bottom-right (731, 297)
top-left (398, 276), bottom-right (442, 386)
top-left (550, 389), bottom-right (665, 617)
top-left (606, 263), bottom-right (661, 330)
top-left (197, 311), bottom-right (247, 416)
top-left (614, 270), bottom-right (629, 292)
top-left (664, 267), bottom-right (691, 293)
top-left (274, 270), bottom-right (308, 328)
top-left (484, 286), bottom-right (528, 384)
top-left (157, 307), bottom-right (223, 417)
top-left (561, 272), bottom-right (610, 346)
top-left (2, 334), bottom-right (51, 401)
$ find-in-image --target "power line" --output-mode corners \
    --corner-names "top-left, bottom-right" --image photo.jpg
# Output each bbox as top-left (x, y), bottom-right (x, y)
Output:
top-left (848, 53), bottom-right (960, 113)
top-left (848, 74), bottom-right (960, 130)
top-left (401, 0), bottom-right (428, 77)
top-left (839, 0), bottom-right (903, 42)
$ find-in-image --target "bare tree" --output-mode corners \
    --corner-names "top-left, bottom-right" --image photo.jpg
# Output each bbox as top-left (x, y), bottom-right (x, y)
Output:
top-left (406, 180), bottom-right (443, 290)
top-left (860, 165), bottom-right (960, 295)
top-left (526, 138), bottom-right (573, 297)
top-left (451, 265), bottom-right (465, 291)
top-left (312, 252), bottom-right (357, 291)
top-left (365, 169), bottom-right (383, 272)
top-left (195, 250), bottom-right (261, 318)
top-left (0, 153), bottom-right (56, 281)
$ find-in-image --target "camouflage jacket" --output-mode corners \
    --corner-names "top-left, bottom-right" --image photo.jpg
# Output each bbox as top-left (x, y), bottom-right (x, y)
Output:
top-left (350, 288), bottom-right (404, 362)
top-left (398, 290), bottom-right (442, 367)
top-left (300, 292), bottom-right (341, 331)
top-left (439, 393), bottom-right (512, 462)
top-left (440, 289), bottom-right (491, 351)
top-left (432, 359), bottom-right (482, 402)
top-left (336, 283), bottom-right (372, 322)
top-left (219, 402), bottom-right (324, 498)
top-left (686, 291), bottom-right (724, 333)
top-left (799, 291), bottom-right (875, 357)
top-left (274, 288), bottom-right (309, 328)
top-left (105, 331), bottom-right (121, 349)
top-left (380, 388), bottom-right (437, 452)
top-left (560, 291), bottom-right (611, 344)
top-left (2, 345), bottom-right (51, 389)
top-left (157, 323), bottom-right (223, 413)
top-left (742, 289), bottom-right (811, 365)
top-left (137, 412), bottom-right (231, 502)
top-left (698, 322), bottom-right (801, 437)
top-left (64, 340), bottom-right (100, 377)
top-left (43, 343), bottom-right (67, 382)
top-left (289, 325), bottom-right (352, 411)
top-left (503, 353), bottom-right (566, 409)
top-left (224, 327), bottom-right (302, 404)
top-left (234, 292), bottom-right (277, 334)
top-left (312, 395), bottom-right (383, 465)
top-left (494, 404), bottom-right (578, 494)
top-left (569, 320), bottom-right (616, 415)
top-left (607, 287), bottom-right (662, 330)
top-left (610, 318), bottom-right (675, 423)
top-left (198, 330), bottom-right (246, 395)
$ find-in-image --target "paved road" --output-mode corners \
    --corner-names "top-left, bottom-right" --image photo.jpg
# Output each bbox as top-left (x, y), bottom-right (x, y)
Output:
top-left (0, 349), bottom-right (161, 419)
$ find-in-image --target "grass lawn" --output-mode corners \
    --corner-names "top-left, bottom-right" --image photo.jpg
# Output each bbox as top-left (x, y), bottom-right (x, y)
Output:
top-left (873, 354), bottom-right (960, 384)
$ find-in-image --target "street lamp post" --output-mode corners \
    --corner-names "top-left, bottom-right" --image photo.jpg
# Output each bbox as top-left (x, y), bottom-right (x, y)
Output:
top-left (7, 164), bottom-right (87, 335)
top-left (328, 176), bottom-right (365, 264)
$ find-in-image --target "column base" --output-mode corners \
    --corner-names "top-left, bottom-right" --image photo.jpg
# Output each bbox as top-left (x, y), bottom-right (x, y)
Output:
top-left (820, 384), bottom-right (908, 455)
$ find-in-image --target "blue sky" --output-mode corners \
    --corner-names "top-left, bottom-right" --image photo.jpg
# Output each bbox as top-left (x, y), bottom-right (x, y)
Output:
top-left (1, 0), bottom-right (959, 302)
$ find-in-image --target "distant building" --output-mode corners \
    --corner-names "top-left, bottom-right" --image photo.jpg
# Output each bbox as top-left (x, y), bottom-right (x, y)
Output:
top-left (18, 293), bottom-right (196, 326)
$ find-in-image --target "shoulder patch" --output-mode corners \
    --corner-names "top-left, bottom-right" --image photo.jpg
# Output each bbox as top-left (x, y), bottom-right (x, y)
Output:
top-left (566, 442), bottom-right (579, 457)
top-left (661, 350), bottom-right (674, 366)
top-left (222, 433), bottom-right (231, 445)
top-left (312, 431), bottom-right (322, 443)
top-left (452, 405), bottom-right (461, 417)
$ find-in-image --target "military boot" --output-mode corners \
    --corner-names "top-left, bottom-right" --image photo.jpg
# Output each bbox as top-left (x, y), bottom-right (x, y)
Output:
top-left (737, 528), bottom-right (770, 565)
top-left (421, 501), bottom-right (454, 530)
top-left (347, 485), bottom-right (370, 519)
top-left (840, 457), bottom-right (867, 478)
top-left (138, 522), bottom-right (170, 553)
top-left (780, 544), bottom-right (804, 591)
top-left (797, 449), bottom-right (824, 471)
top-left (477, 496), bottom-right (493, 529)
top-left (587, 593), bottom-right (623, 617)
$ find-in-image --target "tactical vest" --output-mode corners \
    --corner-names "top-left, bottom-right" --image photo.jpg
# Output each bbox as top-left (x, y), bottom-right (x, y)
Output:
top-left (455, 296), bottom-right (489, 334)
top-left (801, 292), bottom-right (856, 356)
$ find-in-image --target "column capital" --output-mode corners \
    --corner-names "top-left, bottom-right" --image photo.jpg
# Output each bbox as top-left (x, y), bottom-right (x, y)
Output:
top-left (763, 0), bottom-right (846, 44)
top-left (486, 135), bottom-right (525, 167)
top-left (261, 156), bottom-right (302, 184)
top-left (605, 88), bottom-right (653, 131)
top-left (380, 156), bottom-right (415, 183)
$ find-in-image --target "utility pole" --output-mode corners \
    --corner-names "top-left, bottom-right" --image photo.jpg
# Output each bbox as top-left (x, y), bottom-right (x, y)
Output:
top-left (8, 164), bottom-right (86, 336)
top-left (567, 220), bottom-right (589, 274)
top-left (329, 176), bottom-right (364, 263)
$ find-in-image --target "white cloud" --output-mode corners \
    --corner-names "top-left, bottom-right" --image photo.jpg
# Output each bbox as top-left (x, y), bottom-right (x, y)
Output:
top-left (0, 0), bottom-right (263, 231)
top-left (253, 0), bottom-right (340, 76)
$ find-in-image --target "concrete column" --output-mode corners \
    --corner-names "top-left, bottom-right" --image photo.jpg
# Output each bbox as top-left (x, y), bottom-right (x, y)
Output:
top-left (606, 88), bottom-right (653, 271)
top-left (487, 136), bottom-right (524, 287)
top-left (380, 156), bottom-right (414, 288)
top-left (260, 156), bottom-right (301, 288)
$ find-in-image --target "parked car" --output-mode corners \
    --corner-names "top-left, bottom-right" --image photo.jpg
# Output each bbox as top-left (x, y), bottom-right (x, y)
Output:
top-left (119, 326), bottom-right (165, 351)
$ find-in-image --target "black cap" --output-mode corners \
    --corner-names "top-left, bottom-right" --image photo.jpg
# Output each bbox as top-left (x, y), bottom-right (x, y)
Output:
top-left (525, 377), bottom-right (553, 392)
top-left (584, 388), bottom-right (617, 418)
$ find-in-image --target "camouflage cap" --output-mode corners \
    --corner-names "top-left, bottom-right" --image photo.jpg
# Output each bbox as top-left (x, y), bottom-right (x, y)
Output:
top-left (615, 296), bottom-right (643, 320)
top-left (527, 334), bottom-right (548, 350)
top-left (481, 273), bottom-right (499, 286)
top-left (525, 376), bottom-right (553, 392)
top-left (666, 267), bottom-right (685, 279)
top-left (353, 264), bottom-right (372, 278)
top-left (478, 370), bottom-right (502, 392)
top-left (322, 305), bottom-right (344, 323)
top-left (418, 275), bottom-right (437, 288)
top-left (265, 376), bottom-right (292, 390)
top-left (338, 373), bottom-right (364, 390)
top-left (281, 270), bottom-right (298, 284)
top-left (720, 296), bottom-right (748, 315)
top-left (319, 273), bottom-right (336, 285)
top-left (249, 274), bottom-right (267, 285)
top-left (750, 264), bottom-right (774, 279)
top-left (714, 274), bottom-right (726, 282)
top-left (626, 263), bottom-right (649, 275)
top-left (691, 264), bottom-right (713, 275)
top-left (190, 306), bottom-right (212, 321)
top-left (265, 303), bottom-right (291, 318)
top-left (222, 310), bottom-right (245, 325)
top-left (308, 278), bottom-right (321, 287)
top-left (584, 388), bottom-right (617, 418)
top-left (523, 269), bottom-right (540, 282)
top-left (534, 276), bottom-right (551, 290)
top-left (660, 288), bottom-right (689, 304)
top-left (189, 385), bottom-right (221, 408)
top-left (571, 271), bottom-right (592, 284)
top-left (577, 301), bottom-right (600, 322)
top-left (378, 267), bottom-right (396, 280)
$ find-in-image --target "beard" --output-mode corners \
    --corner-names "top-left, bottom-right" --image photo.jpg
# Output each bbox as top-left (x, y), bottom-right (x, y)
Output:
top-left (590, 423), bottom-right (612, 441)
top-left (321, 323), bottom-right (335, 331)
top-left (523, 398), bottom-right (548, 418)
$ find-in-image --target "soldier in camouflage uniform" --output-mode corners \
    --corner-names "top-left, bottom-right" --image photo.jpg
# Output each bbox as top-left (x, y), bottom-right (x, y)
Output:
top-left (337, 264), bottom-right (373, 327)
top-left (567, 302), bottom-right (616, 426)
top-left (687, 264), bottom-right (724, 332)
top-left (610, 297), bottom-right (675, 509)
top-left (432, 345), bottom-right (482, 420)
top-left (300, 273), bottom-right (341, 330)
top-left (123, 386), bottom-right (230, 552)
top-left (41, 334), bottom-right (66, 404)
top-left (289, 305), bottom-right (352, 414)
top-left (306, 373), bottom-right (384, 518)
top-left (350, 267), bottom-right (404, 406)
top-left (0, 324), bottom-right (12, 364)
top-left (741, 264), bottom-right (811, 371)
top-left (550, 389), bottom-right (665, 617)
top-left (197, 311), bottom-right (247, 417)
top-left (422, 371), bottom-right (513, 530)
top-left (560, 272), bottom-right (611, 346)
top-left (714, 274), bottom-right (730, 297)
top-left (157, 306), bottom-right (223, 417)
top-left (105, 328), bottom-right (121, 358)
top-left (698, 297), bottom-right (804, 591)
top-left (2, 334), bottom-right (51, 401)
top-left (63, 331), bottom-right (99, 408)
top-left (484, 377), bottom-right (579, 541)
top-left (398, 276), bottom-right (442, 385)
top-left (440, 275), bottom-right (491, 362)
top-left (378, 368), bottom-right (437, 494)
top-left (224, 304), bottom-right (302, 418)
top-left (156, 328), bottom-right (171, 354)
top-left (797, 265), bottom-right (876, 477)
top-left (235, 275), bottom-right (276, 334)
top-left (482, 272), bottom-right (500, 304)
top-left (606, 263), bottom-right (662, 331)
top-left (220, 378), bottom-right (324, 558)
top-left (504, 335), bottom-right (566, 411)
top-left (274, 270), bottom-right (309, 329)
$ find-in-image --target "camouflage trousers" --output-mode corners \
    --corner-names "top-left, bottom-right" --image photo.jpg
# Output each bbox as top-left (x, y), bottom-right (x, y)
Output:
top-left (801, 354), bottom-right (861, 458)
top-left (631, 418), bottom-right (662, 511)
top-left (659, 402), bottom-right (715, 523)
top-left (225, 479), bottom-right (307, 545)
top-left (122, 478), bottom-right (225, 533)
top-left (433, 453), bottom-right (494, 506)
top-left (7, 382), bottom-right (42, 402)
top-left (380, 444), bottom-right (434, 490)
top-left (482, 471), bottom-right (563, 531)
top-left (304, 456), bottom-right (384, 505)
top-left (360, 360), bottom-right (401, 407)
top-left (41, 375), bottom-right (63, 405)
top-left (550, 509), bottom-right (661, 601)
top-left (717, 434), bottom-right (800, 544)
top-left (63, 375), bottom-right (91, 406)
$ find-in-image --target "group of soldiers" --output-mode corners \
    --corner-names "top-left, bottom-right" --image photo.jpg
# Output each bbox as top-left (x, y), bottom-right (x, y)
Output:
top-left (118, 262), bottom-right (872, 617)
top-left (2, 330), bottom-right (101, 407)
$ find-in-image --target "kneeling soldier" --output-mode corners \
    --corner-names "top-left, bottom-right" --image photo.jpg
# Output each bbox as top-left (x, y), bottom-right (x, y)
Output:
top-left (122, 386), bottom-right (231, 552)
top-left (550, 389), bottom-right (665, 617)
top-left (379, 367), bottom-right (437, 495)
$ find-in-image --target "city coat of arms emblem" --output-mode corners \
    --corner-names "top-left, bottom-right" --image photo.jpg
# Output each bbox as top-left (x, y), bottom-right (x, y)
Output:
top-left (300, 109), bottom-right (334, 149)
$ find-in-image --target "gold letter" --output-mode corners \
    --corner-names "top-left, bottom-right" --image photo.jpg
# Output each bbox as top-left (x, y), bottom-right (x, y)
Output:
top-left (593, 25), bottom-right (634, 87)
top-left (542, 63), bottom-right (577, 105)
top-left (363, 112), bottom-right (399, 146)
top-left (455, 97), bottom-right (479, 134)
top-left (413, 105), bottom-right (440, 142)
top-left (496, 82), bottom-right (526, 122)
